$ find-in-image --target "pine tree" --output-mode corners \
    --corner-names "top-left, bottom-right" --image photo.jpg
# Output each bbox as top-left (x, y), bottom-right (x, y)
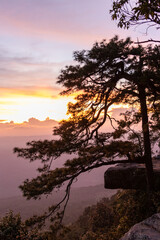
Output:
top-left (14, 36), bottom-right (160, 229)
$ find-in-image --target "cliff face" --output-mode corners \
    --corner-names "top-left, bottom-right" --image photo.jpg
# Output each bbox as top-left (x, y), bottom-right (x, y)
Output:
top-left (120, 213), bottom-right (160, 240)
top-left (104, 161), bottom-right (160, 190)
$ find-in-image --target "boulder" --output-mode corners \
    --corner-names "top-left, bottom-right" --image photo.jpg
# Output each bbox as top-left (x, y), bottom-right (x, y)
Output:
top-left (104, 161), bottom-right (160, 190)
top-left (120, 213), bottom-right (160, 240)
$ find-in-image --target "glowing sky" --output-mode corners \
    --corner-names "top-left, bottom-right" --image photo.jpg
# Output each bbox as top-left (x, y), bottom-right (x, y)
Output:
top-left (0, 0), bottom-right (159, 125)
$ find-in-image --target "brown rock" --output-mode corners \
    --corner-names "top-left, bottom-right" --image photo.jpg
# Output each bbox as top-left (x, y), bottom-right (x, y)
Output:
top-left (104, 161), bottom-right (160, 190)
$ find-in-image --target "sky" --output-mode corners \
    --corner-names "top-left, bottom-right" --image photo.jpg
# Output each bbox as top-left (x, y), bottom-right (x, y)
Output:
top-left (0, 0), bottom-right (159, 136)
top-left (0, 0), bottom-right (159, 198)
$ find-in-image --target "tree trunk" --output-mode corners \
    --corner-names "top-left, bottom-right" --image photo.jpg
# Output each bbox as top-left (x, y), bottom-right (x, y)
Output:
top-left (138, 85), bottom-right (154, 191)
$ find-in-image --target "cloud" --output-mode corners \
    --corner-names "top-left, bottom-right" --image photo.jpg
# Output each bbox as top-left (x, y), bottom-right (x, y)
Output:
top-left (0, 50), bottom-right (67, 89)
top-left (0, 117), bottom-right (58, 136)
top-left (0, 86), bottom-right (61, 99)
top-left (0, 85), bottom-right (75, 123)
top-left (0, 107), bottom-right (128, 136)
top-left (109, 107), bottom-right (130, 118)
top-left (25, 117), bottom-right (57, 126)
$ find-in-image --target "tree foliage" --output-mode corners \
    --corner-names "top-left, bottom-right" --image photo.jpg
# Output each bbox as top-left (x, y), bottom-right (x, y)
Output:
top-left (111, 0), bottom-right (160, 31)
top-left (14, 36), bottom-right (160, 230)
top-left (2, 190), bottom-right (160, 240)
top-left (57, 190), bottom-right (160, 240)
top-left (0, 211), bottom-right (46, 240)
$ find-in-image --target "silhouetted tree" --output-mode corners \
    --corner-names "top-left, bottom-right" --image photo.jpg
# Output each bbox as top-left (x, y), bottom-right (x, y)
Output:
top-left (14, 36), bottom-right (160, 231)
top-left (111, 0), bottom-right (160, 31)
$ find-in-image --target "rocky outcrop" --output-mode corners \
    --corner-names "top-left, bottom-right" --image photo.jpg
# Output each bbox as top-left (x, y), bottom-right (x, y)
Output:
top-left (120, 213), bottom-right (160, 240)
top-left (104, 161), bottom-right (160, 190)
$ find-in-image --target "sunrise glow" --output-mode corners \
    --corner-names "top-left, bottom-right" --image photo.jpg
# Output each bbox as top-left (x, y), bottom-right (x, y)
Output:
top-left (0, 0), bottom-right (158, 128)
top-left (0, 89), bottom-right (75, 123)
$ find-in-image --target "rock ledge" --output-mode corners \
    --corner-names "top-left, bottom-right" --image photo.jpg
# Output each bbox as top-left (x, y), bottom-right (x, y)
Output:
top-left (104, 161), bottom-right (160, 190)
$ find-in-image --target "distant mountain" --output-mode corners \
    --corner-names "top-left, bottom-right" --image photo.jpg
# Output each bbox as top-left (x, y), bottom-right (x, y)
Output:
top-left (0, 184), bottom-right (117, 224)
top-left (0, 135), bottom-right (110, 198)
top-left (0, 135), bottom-right (116, 225)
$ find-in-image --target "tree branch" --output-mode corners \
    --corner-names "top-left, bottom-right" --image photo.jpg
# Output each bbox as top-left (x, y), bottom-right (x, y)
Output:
top-left (135, 39), bottom-right (160, 44)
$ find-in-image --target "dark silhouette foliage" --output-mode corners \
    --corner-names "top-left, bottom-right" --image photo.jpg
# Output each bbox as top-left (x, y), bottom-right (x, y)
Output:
top-left (14, 36), bottom-right (160, 230)
top-left (111, 0), bottom-right (160, 31)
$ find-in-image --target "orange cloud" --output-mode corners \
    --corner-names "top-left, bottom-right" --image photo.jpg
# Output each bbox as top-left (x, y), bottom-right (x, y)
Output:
top-left (0, 86), bottom-right (61, 99)
top-left (0, 117), bottom-right (58, 136)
